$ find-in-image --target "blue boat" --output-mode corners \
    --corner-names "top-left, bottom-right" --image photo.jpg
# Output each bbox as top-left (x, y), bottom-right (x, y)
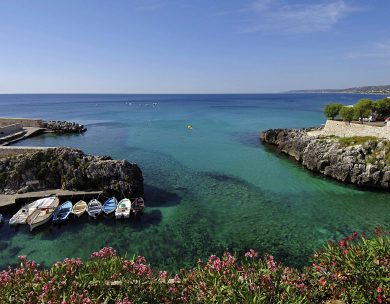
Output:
top-left (102, 197), bottom-right (118, 215)
top-left (52, 201), bottom-right (73, 223)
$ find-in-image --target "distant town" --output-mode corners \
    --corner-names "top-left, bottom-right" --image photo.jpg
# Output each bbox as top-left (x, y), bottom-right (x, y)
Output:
top-left (287, 84), bottom-right (390, 95)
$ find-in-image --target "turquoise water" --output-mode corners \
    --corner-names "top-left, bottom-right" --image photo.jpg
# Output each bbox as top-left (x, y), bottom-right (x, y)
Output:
top-left (0, 94), bottom-right (389, 271)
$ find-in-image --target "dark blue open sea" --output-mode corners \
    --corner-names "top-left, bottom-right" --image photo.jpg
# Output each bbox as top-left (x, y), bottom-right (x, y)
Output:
top-left (0, 94), bottom-right (389, 271)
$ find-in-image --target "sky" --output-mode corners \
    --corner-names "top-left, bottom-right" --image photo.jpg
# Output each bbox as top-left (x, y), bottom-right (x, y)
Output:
top-left (0, 0), bottom-right (389, 93)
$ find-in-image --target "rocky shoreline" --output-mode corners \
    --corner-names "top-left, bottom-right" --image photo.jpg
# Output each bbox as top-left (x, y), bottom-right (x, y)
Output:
top-left (0, 147), bottom-right (144, 197)
top-left (260, 128), bottom-right (390, 190)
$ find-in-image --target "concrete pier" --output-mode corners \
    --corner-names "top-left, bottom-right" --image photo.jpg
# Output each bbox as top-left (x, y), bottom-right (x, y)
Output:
top-left (0, 189), bottom-right (103, 211)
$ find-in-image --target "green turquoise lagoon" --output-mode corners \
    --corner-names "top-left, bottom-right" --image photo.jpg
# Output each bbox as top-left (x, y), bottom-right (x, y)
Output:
top-left (0, 94), bottom-right (389, 272)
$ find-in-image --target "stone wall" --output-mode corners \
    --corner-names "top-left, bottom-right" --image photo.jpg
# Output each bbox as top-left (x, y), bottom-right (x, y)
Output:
top-left (318, 120), bottom-right (390, 139)
top-left (0, 124), bottom-right (23, 137)
top-left (0, 118), bottom-right (43, 127)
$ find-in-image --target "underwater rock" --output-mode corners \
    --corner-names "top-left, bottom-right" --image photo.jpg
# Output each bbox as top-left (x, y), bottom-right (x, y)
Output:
top-left (0, 147), bottom-right (144, 197)
top-left (260, 128), bottom-right (390, 190)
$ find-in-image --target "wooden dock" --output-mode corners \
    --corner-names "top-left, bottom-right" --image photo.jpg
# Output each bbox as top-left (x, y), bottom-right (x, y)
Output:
top-left (0, 189), bottom-right (103, 212)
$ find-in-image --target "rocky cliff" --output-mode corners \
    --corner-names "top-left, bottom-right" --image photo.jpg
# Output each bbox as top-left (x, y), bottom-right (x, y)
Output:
top-left (260, 129), bottom-right (390, 189)
top-left (0, 148), bottom-right (144, 197)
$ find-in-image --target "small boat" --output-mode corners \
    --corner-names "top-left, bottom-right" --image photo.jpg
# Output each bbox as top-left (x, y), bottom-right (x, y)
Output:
top-left (9, 197), bottom-right (49, 226)
top-left (52, 201), bottom-right (73, 223)
top-left (131, 197), bottom-right (145, 215)
top-left (26, 196), bottom-right (60, 231)
top-left (87, 199), bottom-right (102, 218)
top-left (115, 198), bottom-right (131, 219)
top-left (102, 197), bottom-right (118, 215)
top-left (72, 200), bottom-right (87, 217)
top-left (0, 213), bottom-right (3, 224)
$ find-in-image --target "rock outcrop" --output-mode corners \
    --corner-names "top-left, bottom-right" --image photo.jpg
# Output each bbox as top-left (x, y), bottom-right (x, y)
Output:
top-left (42, 121), bottom-right (87, 133)
top-left (0, 148), bottom-right (144, 197)
top-left (260, 128), bottom-right (390, 189)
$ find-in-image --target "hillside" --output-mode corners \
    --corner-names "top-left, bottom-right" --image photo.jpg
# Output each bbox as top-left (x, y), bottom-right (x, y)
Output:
top-left (288, 85), bottom-right (390, 94)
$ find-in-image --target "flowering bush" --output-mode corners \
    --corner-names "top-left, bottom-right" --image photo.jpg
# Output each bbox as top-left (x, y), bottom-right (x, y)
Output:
top-left (0, 231), bottom-right (388, 303)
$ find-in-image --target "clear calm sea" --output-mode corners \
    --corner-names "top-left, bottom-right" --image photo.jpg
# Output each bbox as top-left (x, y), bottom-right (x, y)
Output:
top-left (0, 94), bottom-right (389, 271)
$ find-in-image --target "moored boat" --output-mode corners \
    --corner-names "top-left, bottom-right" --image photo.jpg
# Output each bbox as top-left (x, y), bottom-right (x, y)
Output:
top-left (9, 198), bottom-right (49, 226)
top-left (52, 201), bottom-right (73, 223)
top-left (131, 197), bottom-right (145, 215)
top-left (115, 198), bottom-right (131, 219)
top-left (73, 200), bottom-right (87, 217)
top-left (87, 199), bottom-right (102, 218)
top-left (102, 197), bottom-right (118, 215)
top-left (26, 196), bottom-right (60, 231)
top-left (0, 213), bottom-right (3, 224)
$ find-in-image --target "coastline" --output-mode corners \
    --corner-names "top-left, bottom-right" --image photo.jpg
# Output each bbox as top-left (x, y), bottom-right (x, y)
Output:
top-left (260, 128), bottom-right (390, 190)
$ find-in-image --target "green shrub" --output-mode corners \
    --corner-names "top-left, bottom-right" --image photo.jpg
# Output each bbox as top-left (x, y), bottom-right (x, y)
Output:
top-left (324, 103), bottom-right (343, 120)
top-left (337, 136), bottom-right (377, 147)
top-left (0, 231), bottom-right (387, 303)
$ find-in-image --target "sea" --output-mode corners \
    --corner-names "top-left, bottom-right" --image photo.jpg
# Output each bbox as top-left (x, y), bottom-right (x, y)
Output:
top-left (0, 94), bottom-right (389, 272)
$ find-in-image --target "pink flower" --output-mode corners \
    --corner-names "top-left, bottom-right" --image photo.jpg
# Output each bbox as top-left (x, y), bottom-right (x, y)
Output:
top-left (244, 249), bottom-right (258, 259)
top-left (116, 298), bottom-right (133, 304)
top-left (319, 277), bottom-right (326, 286)
top-left (18, 255), bottom-right (27, 262)
top-left (266, 255), bottom-right (276, 272)
top-left (159, 271), bottom-right (168, 282)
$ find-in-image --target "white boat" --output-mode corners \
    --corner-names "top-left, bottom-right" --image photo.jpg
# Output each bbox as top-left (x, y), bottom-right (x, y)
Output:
top-left (9, 198), bottom-right (49, 226)
top-left (87, 199), bottom-right (102, 218)
top-left (0, 213), bottom-right (3, 224)
top-left (72, 200), bottom-right (87, 217)
top-left (115, 198), bottom-right (131, 219)
top-left (26, 196), bottom-right (59, 231)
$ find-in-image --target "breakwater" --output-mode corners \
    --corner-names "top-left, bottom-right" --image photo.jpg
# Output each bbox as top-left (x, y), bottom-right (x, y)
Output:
top-left (0, 117), bottom-right (87, 146)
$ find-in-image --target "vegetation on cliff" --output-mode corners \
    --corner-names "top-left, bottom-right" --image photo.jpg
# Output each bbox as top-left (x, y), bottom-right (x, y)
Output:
top-left (0, 230), bottom-right (387, 303)
top-left (323, 97), bottom-right (390, 122)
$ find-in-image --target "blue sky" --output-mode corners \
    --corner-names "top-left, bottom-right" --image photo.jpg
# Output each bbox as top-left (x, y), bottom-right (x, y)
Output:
top-left (0, 0), bottom-right (389, 93)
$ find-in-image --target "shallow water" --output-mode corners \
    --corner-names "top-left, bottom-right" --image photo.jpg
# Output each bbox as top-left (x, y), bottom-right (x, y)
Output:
top-left (0, 94), bottom-right (389, 272)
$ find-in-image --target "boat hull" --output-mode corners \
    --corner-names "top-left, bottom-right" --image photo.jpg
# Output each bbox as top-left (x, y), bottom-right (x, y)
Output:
top-left (29, 213), bottom-right (53, 231)
top-left (73, 201), bottom-right (87, 217)
top-left (87, 199), bottom-right (102, 219)
top-left (53, 201), bottom-right (73, 224)
top-left (102, 197), bottom-right (118, 215)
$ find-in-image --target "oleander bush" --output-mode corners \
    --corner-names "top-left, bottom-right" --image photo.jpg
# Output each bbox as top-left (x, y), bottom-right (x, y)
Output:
top-left (0, 230), bottom-right (388, 304)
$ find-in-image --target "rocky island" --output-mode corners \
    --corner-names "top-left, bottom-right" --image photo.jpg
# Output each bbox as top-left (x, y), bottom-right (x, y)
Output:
top-left (0, 147), bottom-right (144, 197)
top-left (260, 128), bottom-right (390, 190)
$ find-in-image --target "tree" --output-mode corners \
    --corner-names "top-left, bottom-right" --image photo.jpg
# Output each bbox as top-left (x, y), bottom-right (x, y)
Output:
top-left (374, 98), bottom-right (390, 116)
top-left (324, 103), bottom-right (343, 120)
top-left (340, 106), bottom-right (355, 123)
top-left (354, 99), bottom-right (373, 123)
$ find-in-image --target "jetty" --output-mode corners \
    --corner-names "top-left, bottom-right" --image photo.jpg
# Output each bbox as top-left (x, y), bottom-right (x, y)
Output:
top-left (0, 189), bottom-right (103, 211)
top-left (0, 117), bottom-right (86, 146)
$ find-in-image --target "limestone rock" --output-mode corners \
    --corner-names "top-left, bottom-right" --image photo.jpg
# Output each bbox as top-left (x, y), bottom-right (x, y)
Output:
top-left (0, 147), bottom-right (144, 197)
top-left (42, 121), bottom-right (87, 133)
top-left (260, 128), bottom-right (390, 190)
